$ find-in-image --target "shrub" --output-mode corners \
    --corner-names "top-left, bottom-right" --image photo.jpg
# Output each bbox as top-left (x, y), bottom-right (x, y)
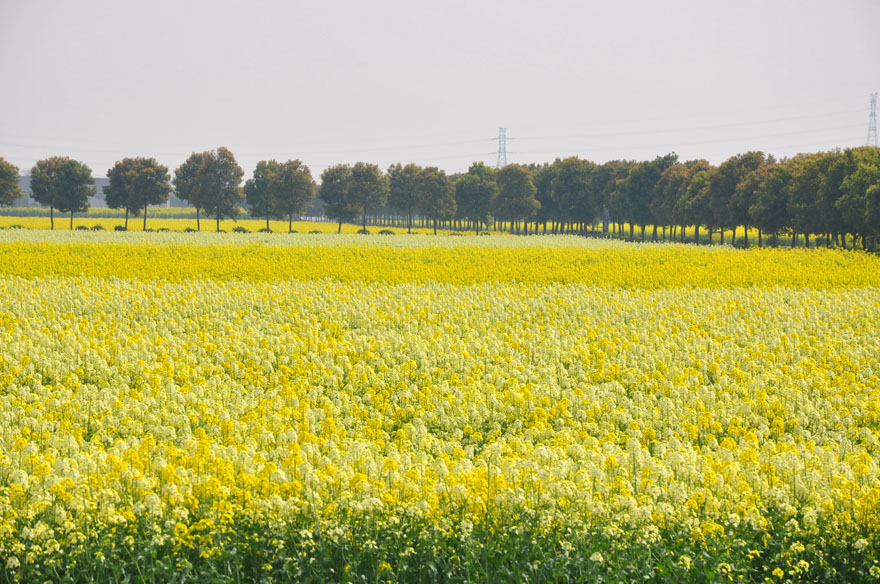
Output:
top-left (183, 227), bottom-right (197, 233)
top-left (288, 229), bottom-right (298, 234)
top-left (480, 231), bottom-right (492, 236)
top-left (9, 224), bottom-right (25, 230)
top-left (158, 228), bottom-right (170, 232)
top-left (309, 230), bottom-right (322, 234)
top-left (258, 228), bottom-right (272, 233)
top-left (232, 226), bottom-right (249, 233)
top-left (90, 224), bottom-right (105, 231)
top-left (378, 229), bottom-right (395, 235)
top-left (114, 225), bottom-right (127, 231)
top-left (357, 228), bottom-right (370, 235)
top-left (449, 232), bottom-right (463, 237)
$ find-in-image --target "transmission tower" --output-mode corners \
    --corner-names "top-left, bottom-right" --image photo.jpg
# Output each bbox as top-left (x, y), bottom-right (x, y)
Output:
top-left (495, 127), bottom-right (508, 168)
top-left (868, 93), bottom-right (878, 147)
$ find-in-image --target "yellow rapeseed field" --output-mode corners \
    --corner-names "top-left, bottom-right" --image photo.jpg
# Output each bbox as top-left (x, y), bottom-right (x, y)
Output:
top-left (1, 231), bottom-right (879, 582)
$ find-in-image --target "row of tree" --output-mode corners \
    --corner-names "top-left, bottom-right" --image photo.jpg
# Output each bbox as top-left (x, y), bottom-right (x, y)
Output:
top-left (1, 146), bottom-right (878, 247)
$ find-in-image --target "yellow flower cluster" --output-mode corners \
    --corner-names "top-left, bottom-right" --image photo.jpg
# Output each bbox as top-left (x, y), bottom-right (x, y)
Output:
top-left (0, 231), bottom-right (878, 288)
top-left (0, 214), bottom-right (458, 234)
top-left (0, 266), bottom-right (879, 565)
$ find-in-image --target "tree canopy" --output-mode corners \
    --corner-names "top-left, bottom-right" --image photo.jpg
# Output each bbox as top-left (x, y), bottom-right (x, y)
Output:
top-left (173, 147), bottom-right (244, 231)
top-left (30, 156), bottom-right (95, 229)
top-left (0, 157), bottom-right (22, 207)
top-left (104, 157), bottom-right (171, 230)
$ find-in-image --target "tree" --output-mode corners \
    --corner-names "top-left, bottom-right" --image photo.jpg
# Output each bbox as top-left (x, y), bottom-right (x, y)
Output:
top-left (347, 162), bottom-right (389, 231)
top-left (551, 157), bottom-right (597, 233)
top-left (387, 163), bottom-right (421, 233)
top-left (654, 163), bottom-right (694, 241)
top-left (491, 164), bottom-right (539, 233)
top-left (837, 147), bottom-right (880, 248)
top-left (455, 162), bottom-right (497, 233)
top-left (866, 183), bottom-right (880, 247)
top-left (30, 157), bottom-right (95, 229)
top-left (622, 153), bottom-right (678, 240)
top-left (174, 147), bottom-right (244, 232)
top-left (678, 163), bottom-right (714, 244)
top-left (592, 160), bottom-right (636, 237)
top-left (269, 159), bottom-right (316, 233)
top-left (531, 162), bottom-right (559, 234)
top-left (245, 160), bottom-right (282, 231)
top-left (749, 164), bottom-right (792, 246)
top-left (319, 164), bottom-right (357, 233)
top-left (173, 152), bottom-right (210, 230)
top-left (104, 157), bottom-right (171, 230)
top-left (786, 152), bottom-right (834, 247)
top-left (715, 152), bottom-right (769, 245)
top-left (415, 166), bottom-right (456, 234)
top-left (0, 157), bottom-right (22, 207)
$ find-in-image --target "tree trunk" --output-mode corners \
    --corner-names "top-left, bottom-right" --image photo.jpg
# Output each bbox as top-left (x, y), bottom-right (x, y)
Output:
top-left (289, 213), bottom-right (293, 233)
top-left (124, 208), bottom-right (129, 230)
top-left (694, 225), bottom-right (700, 244)
top-left (69, 210), bottom-right (74, 230)
top-left (266, 210), bottom-right (270, 232)
top-left (731, 226), bottom-right (736, 246)
top-left (196, 208), bottom-right (200, 231)
top-left (652, 225), bottom-right (657, 241)
top-left (337, 218), bottom-right (343, 233)
top-left (804, 233), bottom-right (810, 248)
top-left (707, 228), bottom-right (713, 245)
top-left (629, 223), bottom-right (634, 240)
top-left (433, 218), bottom-right (437, 235)
top-left (791, 232), bottom-right (797, 248)
top-left (720, 228), bottom-right (725, 244)
top-left (216, 214), bottom-right (220, 233)
top-left (743, 224), bottom-right (749, 247)
top-left (408, 212), bottom-right (413, 234)
top-left (143, 204), bottom-right (148, 230)
top-left (758, 229), bottom-right (763, 247)
top-left (50, 206), bottom-right (54, 230)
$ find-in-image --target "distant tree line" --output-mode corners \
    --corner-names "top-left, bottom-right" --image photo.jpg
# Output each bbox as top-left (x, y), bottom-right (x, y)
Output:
top-left (1, 146), bottom-right (879, 247)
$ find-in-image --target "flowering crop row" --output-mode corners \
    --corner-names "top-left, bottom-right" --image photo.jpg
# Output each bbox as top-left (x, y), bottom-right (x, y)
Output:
top-left (1, 232), bottom-right (879, 288)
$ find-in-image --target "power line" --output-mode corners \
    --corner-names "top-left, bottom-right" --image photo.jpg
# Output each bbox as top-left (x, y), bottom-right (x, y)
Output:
top-left (514, 109), bottom-right (865, 142)
top-left (508, 123), bottom-right (865, 155)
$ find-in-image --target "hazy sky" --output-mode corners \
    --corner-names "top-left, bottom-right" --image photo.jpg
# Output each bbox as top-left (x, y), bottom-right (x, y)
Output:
top-left (1, 0), bottom-right (878, 179)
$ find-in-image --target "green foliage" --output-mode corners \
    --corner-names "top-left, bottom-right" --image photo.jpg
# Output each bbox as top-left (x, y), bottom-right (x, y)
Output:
top-left (455, 162), bottom-right (497, 229)
top-left (174, 147), bottom-right (244, 231)
top-left (104, 157), bottom-right (172, 230)
top-left (4, 509), bottom-right (877, 584)
top-left (0, 157), bottom-right (22, 207)
top-left (29, 156), bottom-right (96, 229)
top-left (387, 163), bottom-right (422, 229)
top-left (244, 159), bottom-right (282, 223)
top-left (416, 166), bottom-right (456, 233)
top-left (319, 164), bottom-right (358, 226)
top-left (492, 164), bottom-right (539, 223)
top-left (551, 156), bottom-right (598, 224)
top-left (232, 226), bottom-right (250, 233)
top-left (270, 159), bottom-right (316, 230)
top-left (750, 164), bottom-right (793, 241)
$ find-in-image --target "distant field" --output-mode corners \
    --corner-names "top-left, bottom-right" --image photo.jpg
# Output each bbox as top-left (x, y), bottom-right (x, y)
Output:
top-left (0, 214), bottom-right (457, 235)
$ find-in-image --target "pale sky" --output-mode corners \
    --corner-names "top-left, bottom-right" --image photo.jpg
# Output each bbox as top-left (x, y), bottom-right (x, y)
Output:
top-left (1, 0), bottom-right (878, 179)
